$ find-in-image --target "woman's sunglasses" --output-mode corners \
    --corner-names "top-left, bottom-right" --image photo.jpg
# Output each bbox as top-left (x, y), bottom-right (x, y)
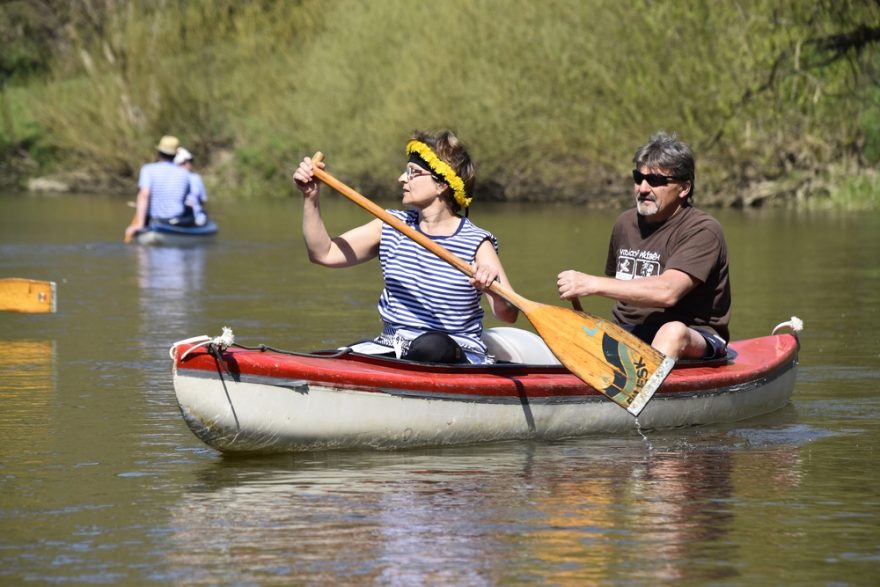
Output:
top-left (632, 169), bottom-right (686, 187)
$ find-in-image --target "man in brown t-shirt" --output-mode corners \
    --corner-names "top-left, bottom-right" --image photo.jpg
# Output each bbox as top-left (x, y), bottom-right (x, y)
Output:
top-left (557, 132), bottom-right (731, 361)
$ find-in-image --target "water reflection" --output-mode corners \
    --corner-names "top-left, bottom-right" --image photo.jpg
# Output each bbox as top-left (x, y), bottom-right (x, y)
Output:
top-left (0, 340), bottom-right (56, 465)
top-left (160, 438), bottom-right (802, 585)
top-left (136, 245), bottom-right (207, 346)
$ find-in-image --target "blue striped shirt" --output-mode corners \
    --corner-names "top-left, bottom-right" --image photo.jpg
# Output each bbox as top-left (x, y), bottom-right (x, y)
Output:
top-left (377, 209), bottom-right (498, 355)
top-left (137, 161), bottom-right (191, 220)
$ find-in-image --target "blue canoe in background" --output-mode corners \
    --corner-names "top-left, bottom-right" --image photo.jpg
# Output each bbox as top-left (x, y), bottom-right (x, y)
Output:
top-left (134, 219), bottom-right (218, 247)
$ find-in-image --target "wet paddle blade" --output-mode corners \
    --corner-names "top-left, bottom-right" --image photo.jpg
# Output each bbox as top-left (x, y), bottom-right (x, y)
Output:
top-left (0, 278), bottom-right (57, 313)
top-left (522, 303), bottom-right (674, 416)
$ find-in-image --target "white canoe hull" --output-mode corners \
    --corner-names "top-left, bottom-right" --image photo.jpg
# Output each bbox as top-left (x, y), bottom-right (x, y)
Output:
top-left (173, 351), bottom-right (798, 453)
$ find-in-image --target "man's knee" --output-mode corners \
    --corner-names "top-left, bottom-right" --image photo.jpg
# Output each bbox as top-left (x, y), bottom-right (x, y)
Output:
top-left (653, 321), bottom-right (689, 344)
top-left (651, 322), bottom-right (700, 359)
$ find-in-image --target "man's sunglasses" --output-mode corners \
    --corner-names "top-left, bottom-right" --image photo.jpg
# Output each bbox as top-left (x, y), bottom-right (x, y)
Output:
top-left (632, 169), bottom-right (686, 187)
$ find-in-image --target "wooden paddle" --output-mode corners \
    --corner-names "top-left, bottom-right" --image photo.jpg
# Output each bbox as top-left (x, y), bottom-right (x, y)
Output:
top-left (124, 209), bottom-right (139, 243)
top-left (306, 153), bottom-right (673, 416)
top-left (0, 278), bottom-right (57, 313)
top-left (124, 218), bottom-right (135, 243)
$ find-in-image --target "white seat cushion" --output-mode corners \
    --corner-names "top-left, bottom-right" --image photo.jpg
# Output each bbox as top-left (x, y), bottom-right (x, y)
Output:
top-left (482, 327), bottom-right (561, 365)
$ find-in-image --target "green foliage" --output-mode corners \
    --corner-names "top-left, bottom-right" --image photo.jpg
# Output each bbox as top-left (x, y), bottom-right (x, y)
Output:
top-left (3, 0), bottom-right (880, 207)
top-left (0, 1), bottom-right (59, 84)
top-left (863, 88), bottom-right (880, 163)
top-left (814, 169), bottom-right (880, 210)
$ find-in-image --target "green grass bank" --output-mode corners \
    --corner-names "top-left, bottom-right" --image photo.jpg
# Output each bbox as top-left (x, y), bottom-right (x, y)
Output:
top-left (2, 0), bottom-right (879, 209)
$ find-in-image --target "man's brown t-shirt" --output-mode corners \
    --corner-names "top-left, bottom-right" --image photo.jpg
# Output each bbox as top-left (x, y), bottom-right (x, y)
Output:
top-left (604, 206), bottom-right (731, 342)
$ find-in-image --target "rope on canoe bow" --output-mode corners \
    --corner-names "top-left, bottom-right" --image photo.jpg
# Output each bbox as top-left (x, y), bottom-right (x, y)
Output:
top-left (170, 326), bottom-right (235, 361)
top-left (170, 327), bottom-right (354, 361)
top-left (243, 345), bottom-right (353, 358)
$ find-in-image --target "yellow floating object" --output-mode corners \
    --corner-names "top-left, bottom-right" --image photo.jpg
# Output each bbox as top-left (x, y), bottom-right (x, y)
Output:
top-left (0, 278), bottom-right (57, 313)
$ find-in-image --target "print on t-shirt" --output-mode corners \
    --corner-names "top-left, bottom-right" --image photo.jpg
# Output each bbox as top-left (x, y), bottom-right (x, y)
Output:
top-left (615, 249), bottom-right (661, 281)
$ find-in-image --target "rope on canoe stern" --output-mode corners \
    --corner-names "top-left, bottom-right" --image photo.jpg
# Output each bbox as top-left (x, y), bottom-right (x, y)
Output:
top-left (771, 316), bottom-right (803, 335)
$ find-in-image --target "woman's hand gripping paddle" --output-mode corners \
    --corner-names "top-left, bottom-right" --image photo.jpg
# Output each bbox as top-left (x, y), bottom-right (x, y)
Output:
top-left (307, 153), bottom-right (674, 416)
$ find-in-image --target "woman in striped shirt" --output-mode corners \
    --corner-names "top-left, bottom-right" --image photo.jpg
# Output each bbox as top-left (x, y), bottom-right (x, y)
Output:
top-left (292, 130), bottom-right (519, 364)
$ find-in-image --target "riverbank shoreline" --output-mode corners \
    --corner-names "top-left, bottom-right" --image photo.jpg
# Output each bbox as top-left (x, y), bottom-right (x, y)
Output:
top-left (5, 157), bottom-right (865, 209)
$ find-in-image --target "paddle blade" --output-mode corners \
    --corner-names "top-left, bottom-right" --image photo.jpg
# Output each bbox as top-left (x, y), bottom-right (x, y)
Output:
top-left (0, 278), bottom-right (57, 313)
top-left (522, 304), bottom-right (674, 416)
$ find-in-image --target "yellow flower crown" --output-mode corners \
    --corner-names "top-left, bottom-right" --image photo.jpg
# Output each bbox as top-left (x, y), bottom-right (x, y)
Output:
top-left (406, 140), bottom-right (472, 209)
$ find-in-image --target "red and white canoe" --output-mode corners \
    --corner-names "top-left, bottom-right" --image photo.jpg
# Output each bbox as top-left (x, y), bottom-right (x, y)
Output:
top-left (171, 322), bottom-right (801, 454)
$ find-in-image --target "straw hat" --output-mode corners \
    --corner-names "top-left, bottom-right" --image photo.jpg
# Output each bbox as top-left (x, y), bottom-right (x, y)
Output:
top-left (156, 135), bottom-right (180, 156)
top-left (174, 147), bottom-right (193, 165)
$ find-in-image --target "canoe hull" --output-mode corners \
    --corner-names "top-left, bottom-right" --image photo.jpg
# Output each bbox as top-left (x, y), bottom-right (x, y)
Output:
top-left (134, 221), bottom-right (218, 247)
top-left (172, 333), bottom-right (799, 453)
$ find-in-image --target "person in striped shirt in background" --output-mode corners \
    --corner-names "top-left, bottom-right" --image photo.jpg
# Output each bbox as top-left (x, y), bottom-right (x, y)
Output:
top-left (292, 130), bottom-right (519, 364)
top-left (124, 135), bottom-right (193, 242)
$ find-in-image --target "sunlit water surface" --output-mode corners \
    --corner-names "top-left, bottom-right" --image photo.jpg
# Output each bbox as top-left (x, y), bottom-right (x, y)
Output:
top-left (1, 193), bottom-right (878, 585)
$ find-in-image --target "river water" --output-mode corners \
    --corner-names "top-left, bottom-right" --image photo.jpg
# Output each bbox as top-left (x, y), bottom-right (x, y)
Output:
top-left (1, 192), bottom-right (878, 585)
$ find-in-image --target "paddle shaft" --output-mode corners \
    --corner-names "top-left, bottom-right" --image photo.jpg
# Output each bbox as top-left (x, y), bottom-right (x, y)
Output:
top-left (124, 212), bottom-right (137, 243)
